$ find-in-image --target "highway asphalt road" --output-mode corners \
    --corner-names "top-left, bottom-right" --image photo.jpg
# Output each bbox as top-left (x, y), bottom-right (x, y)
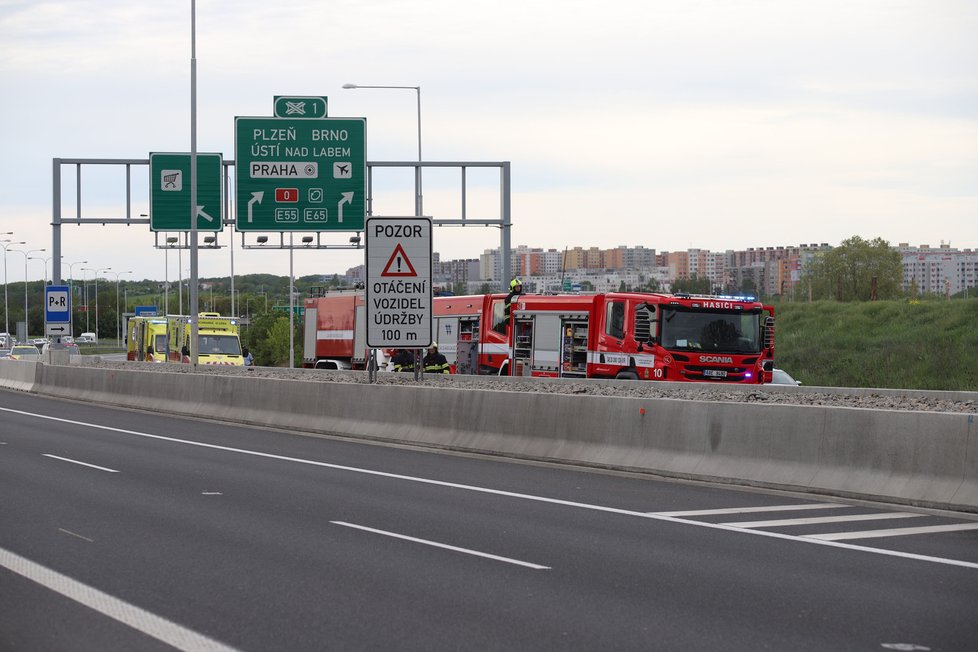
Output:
top-left (1, 389), bottom-right (977, 651)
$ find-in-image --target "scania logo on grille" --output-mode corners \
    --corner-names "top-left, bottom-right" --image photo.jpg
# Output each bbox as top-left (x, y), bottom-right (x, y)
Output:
top-left (699, 355), bottom-right (733, 364)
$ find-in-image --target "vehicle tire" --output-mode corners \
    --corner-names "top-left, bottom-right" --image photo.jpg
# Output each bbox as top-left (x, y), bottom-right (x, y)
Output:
top-left (615, 370), bottom-right (639, 381)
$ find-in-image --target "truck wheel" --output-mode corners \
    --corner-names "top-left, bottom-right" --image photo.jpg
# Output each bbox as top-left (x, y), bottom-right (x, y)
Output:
top-left (615, 370), bottom-right (639, 381)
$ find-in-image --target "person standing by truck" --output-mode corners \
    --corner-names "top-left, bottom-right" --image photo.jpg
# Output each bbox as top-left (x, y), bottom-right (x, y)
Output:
top-left (391, 348), bottom-right (414, 372)
top-left (423, 343), bottom-right (450, 374)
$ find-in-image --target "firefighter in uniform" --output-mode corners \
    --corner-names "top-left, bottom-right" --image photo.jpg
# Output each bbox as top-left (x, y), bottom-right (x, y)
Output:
top-left (423, 343), bottom-right (450, 374)
top-left (504, 277), bottom-right (523, 320)
top-left (391, 348), bottom-right (414, 372)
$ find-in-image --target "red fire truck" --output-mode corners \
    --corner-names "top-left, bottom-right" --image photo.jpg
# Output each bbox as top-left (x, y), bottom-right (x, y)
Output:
top-left (431, 292), bottom-right (775, 383)
top-left (303, 290), bottom-right (775, 383)
top-left (302, 290), bottom-right (370, 369)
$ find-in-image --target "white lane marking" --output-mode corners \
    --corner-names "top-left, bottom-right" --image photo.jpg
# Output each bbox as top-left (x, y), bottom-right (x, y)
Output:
top-left (653, 503), bottom-right (846, 516)
top-left (59, 528), bottom-right (95, 543)
top-left (4, 406), bottom-right (978, 571)
top-left (0, 546), bottom-right (238, 652)
top-left (722, 512), bottom-right (927, 528)
top-left (331, 521), bottom-right (550, 570)
top-left (809, 523), bottom-right (978, 541)
top-left (202, 491), bottom-right (223, 496)
top-left (42, 454), bottom-right (119, 473)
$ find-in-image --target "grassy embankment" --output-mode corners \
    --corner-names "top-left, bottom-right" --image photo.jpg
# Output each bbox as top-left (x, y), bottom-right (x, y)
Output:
top-left (771, 298), bottom-right (978, 391)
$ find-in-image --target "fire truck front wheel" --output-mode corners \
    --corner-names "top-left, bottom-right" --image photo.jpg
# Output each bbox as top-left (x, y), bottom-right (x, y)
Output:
top-left (615, 370), bottom-right (639, 381)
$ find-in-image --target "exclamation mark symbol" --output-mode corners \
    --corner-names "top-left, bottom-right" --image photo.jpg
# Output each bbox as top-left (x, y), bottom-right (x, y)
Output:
top-left (397, 256), bottom-right (402, 273)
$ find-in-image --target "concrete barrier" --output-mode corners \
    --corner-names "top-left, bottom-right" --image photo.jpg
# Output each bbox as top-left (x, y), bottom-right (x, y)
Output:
top-left (0, 360), bottom-right (38, 392)
top-left (2, 362), bottom-right (975, 512)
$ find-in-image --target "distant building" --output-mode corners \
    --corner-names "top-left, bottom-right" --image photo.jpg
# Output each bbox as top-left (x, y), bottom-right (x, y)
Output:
top-left (347, 241), bottom-right (977, 299)
top-left (898, 243), bottom-right (978, 296)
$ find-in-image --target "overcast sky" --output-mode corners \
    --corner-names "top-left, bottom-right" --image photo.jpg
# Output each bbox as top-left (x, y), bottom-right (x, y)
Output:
top-left (1, 0), bottom-right (975, 285)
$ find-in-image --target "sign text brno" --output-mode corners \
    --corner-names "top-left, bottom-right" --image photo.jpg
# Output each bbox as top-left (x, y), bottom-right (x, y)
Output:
top-left (234, 116), bottom-right (366, 232)
top-left (366, 217), bottom-right (432, 348)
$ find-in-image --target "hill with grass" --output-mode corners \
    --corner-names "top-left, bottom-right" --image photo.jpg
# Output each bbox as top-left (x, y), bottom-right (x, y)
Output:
top-left (770, 298), bottom-right (978, 391)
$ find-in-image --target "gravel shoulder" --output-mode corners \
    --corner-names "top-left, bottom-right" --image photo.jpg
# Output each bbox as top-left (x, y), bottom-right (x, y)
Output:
top-left (80, 359), bottom-right (978, 414)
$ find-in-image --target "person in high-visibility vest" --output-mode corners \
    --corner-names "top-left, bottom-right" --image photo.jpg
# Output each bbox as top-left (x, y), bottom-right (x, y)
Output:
top-left (504, 277), bottom-right (524, 320)
top-left (423, 343), bottom-right (450, 374)
top-left (391, 348), bottom-right (414, 372)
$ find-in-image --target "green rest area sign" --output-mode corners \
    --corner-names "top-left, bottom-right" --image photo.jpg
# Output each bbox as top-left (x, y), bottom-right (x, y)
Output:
top-left (149, 152), bottom-right (223, 232)
top-left (234, 116), bottom-right (366, 232)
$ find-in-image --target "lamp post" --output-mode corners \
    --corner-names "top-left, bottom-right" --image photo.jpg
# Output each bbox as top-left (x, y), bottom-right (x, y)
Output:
top-left (80, 267), bottom-right (97, 335)
top-left (31, 254), bottom-right (63, 284)
top-left (12, 248), bottom-right (45, 339)
top-left (101, 268), bottom-right (131, 344)
top-left (342, 83), bottom-right (423, 216)
top-left (165, 236), bottom-right (178, 315)
top-left (66, 260), bottom-right (88, 337)
top-left (1, 239), bottom-right (26, 340)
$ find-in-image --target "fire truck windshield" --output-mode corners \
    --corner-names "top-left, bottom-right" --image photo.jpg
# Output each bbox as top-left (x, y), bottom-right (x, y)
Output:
top-left (660, 308), bottom-right (762, 353)
top-left (198, 335), bottom-right (242, 356)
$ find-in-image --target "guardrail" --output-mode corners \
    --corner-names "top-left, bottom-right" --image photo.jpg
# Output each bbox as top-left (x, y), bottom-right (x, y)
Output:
top-left (2, 360), bottom-right (975, 512)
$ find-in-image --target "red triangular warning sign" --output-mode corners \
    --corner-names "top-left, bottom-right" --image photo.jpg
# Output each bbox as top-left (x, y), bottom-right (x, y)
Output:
top-left (381, 244), bottom-right (418, 277)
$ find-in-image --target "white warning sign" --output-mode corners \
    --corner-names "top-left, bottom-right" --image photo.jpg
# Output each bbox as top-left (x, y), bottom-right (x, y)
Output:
top-left (366, 217), bottom-right (432, 348)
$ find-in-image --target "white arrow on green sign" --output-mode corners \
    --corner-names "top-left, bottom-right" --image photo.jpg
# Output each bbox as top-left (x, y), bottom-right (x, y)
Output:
top-left (149, 152), bottom-right (223, 232)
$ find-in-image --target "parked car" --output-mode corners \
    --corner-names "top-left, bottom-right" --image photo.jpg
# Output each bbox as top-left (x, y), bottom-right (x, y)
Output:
top-left (41, 341), bottom-right (82, 358)
top-left (0, 349), bottom-right (11, 359)
top-left (32, 338), bottom-right (50, 351)
top-left (9, 345), bottom-right (42, 360)
top-left (76, 333), bottom-right (97, 344)
top-left (771, 368), bottom-right (801, 385)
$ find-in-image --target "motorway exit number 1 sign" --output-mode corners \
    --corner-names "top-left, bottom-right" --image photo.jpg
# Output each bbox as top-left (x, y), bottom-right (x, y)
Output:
top-left (234, 117), bottom-right (366, 232)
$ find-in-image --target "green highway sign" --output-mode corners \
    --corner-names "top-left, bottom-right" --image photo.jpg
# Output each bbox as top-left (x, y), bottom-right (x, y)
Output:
top-left (273, 96), bottom-right (328, 118)
top-left (234, 116), bottom-right (366, 232)
top-left (149, 152), bottom-right (223, 232)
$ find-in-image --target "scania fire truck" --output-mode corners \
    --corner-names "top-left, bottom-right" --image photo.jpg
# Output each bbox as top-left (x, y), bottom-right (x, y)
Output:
top-left (303, 290), bottom-right (775, 383)
top-left (166, 312), bottom-right (244, 366)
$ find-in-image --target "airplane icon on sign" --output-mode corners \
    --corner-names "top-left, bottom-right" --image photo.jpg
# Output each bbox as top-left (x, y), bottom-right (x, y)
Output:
top-left (334, 162), bottom-right (352, 178)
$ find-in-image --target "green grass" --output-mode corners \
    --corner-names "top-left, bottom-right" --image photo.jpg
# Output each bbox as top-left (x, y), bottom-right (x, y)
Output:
top-left (771, 298), bottom-right (978, 391)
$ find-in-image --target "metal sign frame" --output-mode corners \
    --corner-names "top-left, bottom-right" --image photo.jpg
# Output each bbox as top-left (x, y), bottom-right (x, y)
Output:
top-left (49, 158), bottom-right (511, 292)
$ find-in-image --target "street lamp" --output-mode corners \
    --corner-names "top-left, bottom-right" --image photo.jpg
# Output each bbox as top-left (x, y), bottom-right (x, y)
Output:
top-left (165, 236), bottom-right (178, 315)
top-left (11, 247), bottom-right (44, 339)
top-left (342, 83), bottom-right (423, 216)
top-left (66, 260), bottom-right (88, 337)
top-left (1, 239), bottom-right (26, 340)
top-left (101, 268), bottom-right (131, 344)
top-left (31, 254), bottom-right (63, 284)
top-left (80, 267), bottom-right (97, 335)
